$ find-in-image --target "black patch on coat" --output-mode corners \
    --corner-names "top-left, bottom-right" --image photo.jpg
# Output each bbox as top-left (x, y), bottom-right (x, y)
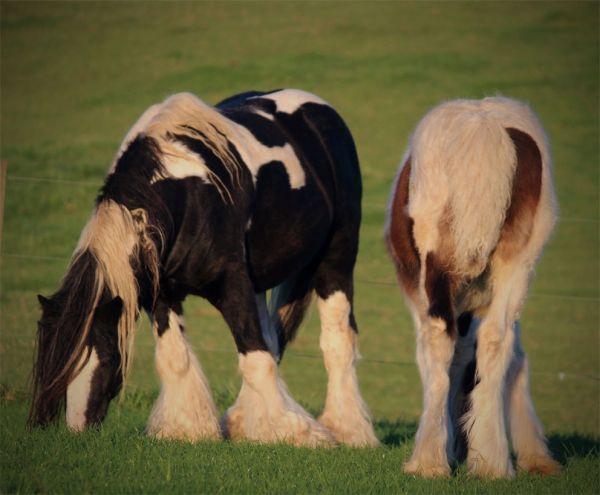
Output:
top-left (457, 312), bottom-right (473, 337)
top-left (85, 296), bottom-right (123, 426)
top-left (425, 252), bottom-right (455, 337)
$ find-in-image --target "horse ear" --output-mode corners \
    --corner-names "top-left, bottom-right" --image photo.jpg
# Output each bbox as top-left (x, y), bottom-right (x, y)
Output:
top-left (37, 294), bottom-right (53, 310)
top-left (94, 296), bottom-right (123, 328)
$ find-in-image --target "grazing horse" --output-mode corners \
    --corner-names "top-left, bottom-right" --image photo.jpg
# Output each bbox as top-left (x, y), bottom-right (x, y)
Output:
top-left (30, 89), bottom-right (379, 448)
top-left (385, 97), bottom-right (561, 478)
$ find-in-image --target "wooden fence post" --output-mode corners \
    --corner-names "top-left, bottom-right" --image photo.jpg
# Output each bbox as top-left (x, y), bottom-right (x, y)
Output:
top-left (0, 160), bottom-right (6, 256)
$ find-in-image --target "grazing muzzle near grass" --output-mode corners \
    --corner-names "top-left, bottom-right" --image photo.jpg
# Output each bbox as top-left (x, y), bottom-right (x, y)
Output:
top-left (30, 289), bottom-right (123, 429)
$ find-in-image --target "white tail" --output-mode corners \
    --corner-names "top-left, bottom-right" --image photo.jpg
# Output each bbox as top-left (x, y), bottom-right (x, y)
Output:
top-left (408, 97), bottom-right (550, 277)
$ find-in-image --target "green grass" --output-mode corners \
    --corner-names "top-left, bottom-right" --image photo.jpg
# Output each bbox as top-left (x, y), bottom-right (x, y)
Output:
top-left (1, 1), bottom-right (599, 493)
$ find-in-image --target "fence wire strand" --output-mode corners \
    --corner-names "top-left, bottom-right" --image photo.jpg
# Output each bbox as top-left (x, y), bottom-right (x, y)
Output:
top-left (1, 172), bottom-right (599, 383)
top-left (5, 173), bottom-right (600, 224)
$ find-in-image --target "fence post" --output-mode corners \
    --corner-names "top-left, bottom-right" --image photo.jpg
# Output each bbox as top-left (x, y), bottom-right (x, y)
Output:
top-left (0, 160), bottom-right (6, 256)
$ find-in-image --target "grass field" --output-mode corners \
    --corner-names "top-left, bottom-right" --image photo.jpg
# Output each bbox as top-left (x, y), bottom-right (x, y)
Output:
top-left (1, 1), bottom-right (598, 493)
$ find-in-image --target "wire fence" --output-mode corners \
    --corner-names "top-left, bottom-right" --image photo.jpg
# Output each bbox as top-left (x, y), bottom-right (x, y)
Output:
top-left (2, 172), bottom-right (599, 383)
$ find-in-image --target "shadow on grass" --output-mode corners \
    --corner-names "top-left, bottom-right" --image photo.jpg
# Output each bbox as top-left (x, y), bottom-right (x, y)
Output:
top-left (375, 418), bottom-right (418, 447)
top-left (374, 416), bottom-right (599, 465)
top-left (548, 433), bottom-right (600, 463)
top-left (5, 385), bottom-right (599, 467)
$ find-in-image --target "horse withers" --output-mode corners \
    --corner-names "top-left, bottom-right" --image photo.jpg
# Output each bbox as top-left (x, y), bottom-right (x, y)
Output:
top-left (30, 89), bottom-right (378, 447)
top-left (385, 97), bottom-right (561, 478)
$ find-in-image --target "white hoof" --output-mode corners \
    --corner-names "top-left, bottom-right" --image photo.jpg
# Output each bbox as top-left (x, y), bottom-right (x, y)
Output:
top-left (403, 456), bottom-right (451, 478)
top-left (318, 411), bottom-right (379, 447)
top-left (467, 455), bottom-right (515, 479)
top-left (222, 383), bottom-right (336, 447)
top-left (517, 455), bottom-right (562, 475)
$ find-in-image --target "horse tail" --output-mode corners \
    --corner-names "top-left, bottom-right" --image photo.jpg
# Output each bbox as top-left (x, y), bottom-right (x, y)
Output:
top-left (408, 98), bottom-right (545, 277)
top-left (269, 274), bottom-right (314, 360)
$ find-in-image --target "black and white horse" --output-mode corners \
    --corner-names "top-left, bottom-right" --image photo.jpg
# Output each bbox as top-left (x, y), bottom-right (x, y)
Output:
top-left (386, 97), bottom-right (561, 477)
top-left (30, 89), bottom-right (378, 447)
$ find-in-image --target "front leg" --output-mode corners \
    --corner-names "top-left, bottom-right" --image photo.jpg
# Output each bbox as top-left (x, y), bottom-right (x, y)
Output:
top-left (146, 301), bottom-right (221, 441)
top-left (213, 267), bottom-right (335, 447)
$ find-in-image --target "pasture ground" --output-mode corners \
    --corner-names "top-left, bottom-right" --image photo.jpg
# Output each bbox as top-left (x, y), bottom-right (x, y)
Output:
top-left (1, 1), bottom-right (598, 493)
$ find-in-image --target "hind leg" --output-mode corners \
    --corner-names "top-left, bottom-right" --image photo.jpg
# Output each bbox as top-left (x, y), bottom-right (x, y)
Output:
top-left (214, 266), bottom-right (335, 447)
top-left (404, 254), bottom-right (457, 477)
top-left (315, 288), bottom-right (379, 447)
top-left (463, 260), bottom-right (525, 478)
top-left (314, 232), bottom-right (378, 447)
top-left (506, 327), bottom-right (561, 475)
top-left (405, 318), bottom-right (456, 477)
top-left (146, 302), bottom-right (221, 441)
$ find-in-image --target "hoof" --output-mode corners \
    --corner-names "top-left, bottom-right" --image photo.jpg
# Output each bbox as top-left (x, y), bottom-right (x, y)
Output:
top-left (281, 411), bottom-right (337, 447)
top-left (220, 406), bottom-right (247, 442)
top-left (146, 423), bottom-right (221, 442)
top-left (222, 406), bottom-right (337, 448)
top-left (518, 456), bottom-right (562, 476)
top-left (404, 458), bottom-right (451, 478)
top-left (467, 457), bottom-right (515, 479)
top-left (318, 413), bottom-right (379, 447)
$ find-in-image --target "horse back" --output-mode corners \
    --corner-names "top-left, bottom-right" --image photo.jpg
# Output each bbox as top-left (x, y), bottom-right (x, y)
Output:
top-left (217, 89), bottom-right (361, 290)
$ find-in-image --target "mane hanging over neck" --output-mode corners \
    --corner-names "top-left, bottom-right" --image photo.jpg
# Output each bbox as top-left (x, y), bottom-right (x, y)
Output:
top-left (76, 200), bottom-right (145, 377)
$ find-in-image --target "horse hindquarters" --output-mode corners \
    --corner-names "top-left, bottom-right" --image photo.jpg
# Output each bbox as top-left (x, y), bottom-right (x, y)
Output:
top-left (386, 98), bottom-right (559, 478)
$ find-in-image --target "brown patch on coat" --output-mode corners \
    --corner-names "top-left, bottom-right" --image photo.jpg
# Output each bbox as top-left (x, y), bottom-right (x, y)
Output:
top-left (386, 157), bottom-right (420, 294)
top-left (425, 252), bottom-right (455, 337)
top-left (496, 128), bottom-right (543, 260)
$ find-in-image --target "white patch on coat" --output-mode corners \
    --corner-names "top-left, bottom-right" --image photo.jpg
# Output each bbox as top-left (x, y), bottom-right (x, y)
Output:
top-left (66, 348), bottom-right (100, 432)
top-left (230, 123), bottom-right (306, 189)
top-left (222, 350), bottom-right (335, 446)
top-left (252, 109), bottom-right (275, 121)
top-left (137, 92), bottom-right (306, 191)
top-left (146, 310), bottom-right (221, 441)
top-left (317, 291), bottom-right (378, 446)
top-left (151, 141), bottom-right (212, 184)
top-left (254, 89), bottom-right (330, 114)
